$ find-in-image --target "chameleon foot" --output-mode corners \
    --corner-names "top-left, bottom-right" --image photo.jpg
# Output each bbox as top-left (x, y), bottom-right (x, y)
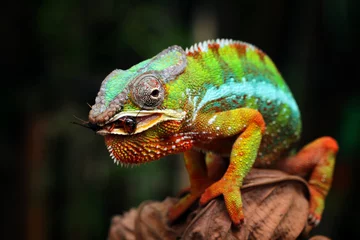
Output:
top-left (278, 136), bottom-right (338, 227)
top-left (200, 176), bottom-right (244, 226)
top-left (168, 192), bottom-right (199, 223)
top-left (168, 182), bottom-right (212, 223)
top-left (307, 185), bottom-right (324, 226)
top-left (168, 150), bottom-right (215, 223)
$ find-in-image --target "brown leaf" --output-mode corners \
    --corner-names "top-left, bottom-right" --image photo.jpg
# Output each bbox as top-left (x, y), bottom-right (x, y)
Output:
top-left (108, 168), bottom-right (325, 240)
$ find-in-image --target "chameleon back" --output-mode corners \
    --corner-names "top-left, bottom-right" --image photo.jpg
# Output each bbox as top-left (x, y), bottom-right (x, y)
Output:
top-left (165, 39), bottom-right (302, 165)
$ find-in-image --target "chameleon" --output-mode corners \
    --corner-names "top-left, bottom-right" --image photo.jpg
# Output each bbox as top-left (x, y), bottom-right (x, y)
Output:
top-left (86, 39), bottom-right (338, 227)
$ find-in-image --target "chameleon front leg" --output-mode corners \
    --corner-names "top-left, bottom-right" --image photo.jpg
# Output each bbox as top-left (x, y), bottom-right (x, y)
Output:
top-left (168, 150), bottom-right (215, 223)
top-left (277, 136), bottom-right (338, 226)
top-left (198, 108), bottom-right (266, 226)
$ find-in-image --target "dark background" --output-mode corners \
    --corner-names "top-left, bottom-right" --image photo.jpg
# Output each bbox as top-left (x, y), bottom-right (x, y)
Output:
top-left (3, 0), bottom-right (359, 239)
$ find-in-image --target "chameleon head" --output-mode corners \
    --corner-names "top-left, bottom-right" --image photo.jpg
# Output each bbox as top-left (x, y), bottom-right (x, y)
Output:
top-left (88, 45), bottom-right (193, 165)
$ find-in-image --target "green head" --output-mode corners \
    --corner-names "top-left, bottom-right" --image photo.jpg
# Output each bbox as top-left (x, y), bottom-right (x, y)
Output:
top-left (89, 45), bottom-right (188, 129)
top-left (88, 46), bottom-right (192, 164)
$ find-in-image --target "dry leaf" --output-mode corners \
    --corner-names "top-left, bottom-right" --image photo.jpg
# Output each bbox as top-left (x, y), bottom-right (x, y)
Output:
top-left (108, 168), bottom-right (328, 240)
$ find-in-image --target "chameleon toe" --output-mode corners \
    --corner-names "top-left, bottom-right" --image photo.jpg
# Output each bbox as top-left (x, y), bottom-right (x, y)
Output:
top-left (200, 177), bottom-right (244, 226)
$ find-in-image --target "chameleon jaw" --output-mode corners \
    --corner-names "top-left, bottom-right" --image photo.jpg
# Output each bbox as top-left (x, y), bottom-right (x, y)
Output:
top-left (96, 109), bottom-right (186, 136)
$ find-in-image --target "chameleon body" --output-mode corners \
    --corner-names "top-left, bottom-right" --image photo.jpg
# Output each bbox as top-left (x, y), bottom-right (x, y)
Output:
top-left (88, 39), bottom-right (338, 226)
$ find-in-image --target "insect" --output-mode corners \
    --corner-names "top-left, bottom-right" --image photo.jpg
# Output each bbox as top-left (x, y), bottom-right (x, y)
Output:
top-left (72, 115), bottom-right (137, 134)
top-left (107, 116), bottom-right (137, 134)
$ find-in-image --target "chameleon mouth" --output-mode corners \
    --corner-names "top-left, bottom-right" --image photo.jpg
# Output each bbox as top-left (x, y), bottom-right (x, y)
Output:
top-left (96, 109), bottom-right (186, 136)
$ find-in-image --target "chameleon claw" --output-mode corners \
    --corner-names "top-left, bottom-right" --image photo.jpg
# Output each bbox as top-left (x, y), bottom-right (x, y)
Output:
top-left (308, 213), bottom-right (321, 226)
top-left (307, 184), bottom-right (325, 227)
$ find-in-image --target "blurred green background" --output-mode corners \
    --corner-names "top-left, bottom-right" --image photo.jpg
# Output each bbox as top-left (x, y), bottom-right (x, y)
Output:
top-left (3, 0), bottom-right (359, 239)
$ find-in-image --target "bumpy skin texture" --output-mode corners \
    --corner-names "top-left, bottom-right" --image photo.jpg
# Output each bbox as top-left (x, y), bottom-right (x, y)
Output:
top-left (88, 39), bottom-right (338, 227)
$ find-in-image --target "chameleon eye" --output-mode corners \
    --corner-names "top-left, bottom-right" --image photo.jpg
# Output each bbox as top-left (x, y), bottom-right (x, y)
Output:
top-left (131, 74), bottom-right (164, 109)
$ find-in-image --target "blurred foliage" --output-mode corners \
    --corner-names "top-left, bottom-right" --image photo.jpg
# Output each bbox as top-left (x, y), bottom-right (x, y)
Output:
top-left (3, 0), bottom-right (358, 240)
top-left (339, 98), bottom-right (360, 158)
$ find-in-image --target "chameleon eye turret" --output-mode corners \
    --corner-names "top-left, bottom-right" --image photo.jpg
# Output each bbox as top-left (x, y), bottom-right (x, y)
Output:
top-left (131, 73), bottom-right (165, 109)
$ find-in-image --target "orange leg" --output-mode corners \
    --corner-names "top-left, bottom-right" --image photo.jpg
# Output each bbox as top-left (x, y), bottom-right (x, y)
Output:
top-left (277, 136), bottom-right (338, 226)
top-left (167, 150), bottom-right (214, 223)
top-left (197, 108), bottom-right (265, 226)
top-left (205, 152), bottom-right (228, 182)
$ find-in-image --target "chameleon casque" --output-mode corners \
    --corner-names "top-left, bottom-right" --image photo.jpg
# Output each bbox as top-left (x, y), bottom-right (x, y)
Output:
top-left (87, 39), bottom-right (338, 227)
